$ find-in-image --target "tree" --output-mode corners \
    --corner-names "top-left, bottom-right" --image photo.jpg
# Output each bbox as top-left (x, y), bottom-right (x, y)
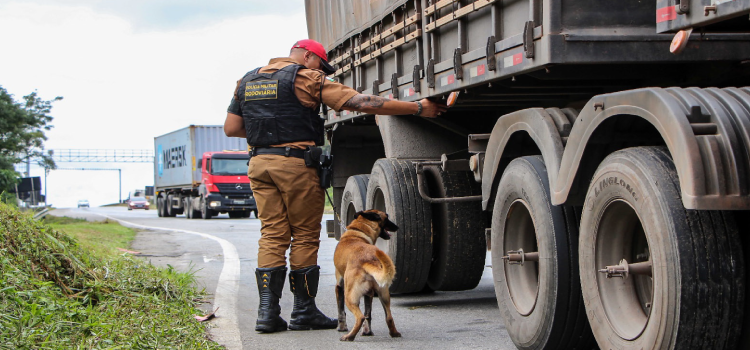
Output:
top-left (0, 86), bottom-right (62, 202)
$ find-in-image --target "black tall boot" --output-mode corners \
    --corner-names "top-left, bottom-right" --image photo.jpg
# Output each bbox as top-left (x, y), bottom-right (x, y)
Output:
top-left (288, 265), bottom-right (338, 330)
top-left (255, 266), bottom-right (288, 333)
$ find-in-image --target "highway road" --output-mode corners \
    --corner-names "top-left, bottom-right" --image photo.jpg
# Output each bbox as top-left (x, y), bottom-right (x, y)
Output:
top-left (52, 207), bottom-right (517, 350)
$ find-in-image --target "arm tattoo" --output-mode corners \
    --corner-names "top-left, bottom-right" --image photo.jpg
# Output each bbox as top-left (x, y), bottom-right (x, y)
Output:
top-left (343, 94), bottom-right (386, 110)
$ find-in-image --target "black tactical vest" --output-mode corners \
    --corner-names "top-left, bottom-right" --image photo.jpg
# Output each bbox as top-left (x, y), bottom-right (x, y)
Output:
top-left (238, 64), bottom-right (324, 147)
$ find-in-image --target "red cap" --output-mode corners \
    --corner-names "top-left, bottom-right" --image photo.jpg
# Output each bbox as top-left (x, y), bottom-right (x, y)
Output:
top-left (292, 39), bottom-right (335, 75)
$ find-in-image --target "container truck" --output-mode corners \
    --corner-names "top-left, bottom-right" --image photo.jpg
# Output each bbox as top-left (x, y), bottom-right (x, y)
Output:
top-left (305, 1), bottom-right (750, 349)
top-left (154, 125), bottom-right (257, 219)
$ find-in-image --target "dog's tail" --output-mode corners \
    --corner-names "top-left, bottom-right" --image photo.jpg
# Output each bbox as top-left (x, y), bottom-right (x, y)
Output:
top-left (363, 250), bottom-right (396, 288)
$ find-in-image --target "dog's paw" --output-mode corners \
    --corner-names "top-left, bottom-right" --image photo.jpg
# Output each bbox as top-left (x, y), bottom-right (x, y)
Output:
top-left (362, 330), bottom-right (374, 336)
top-left (390, 331), bottom-right (402, 338)
top-left (340, 335), bottom-right (356, 342)
top-left (337, 326), bottom-right (348, 332)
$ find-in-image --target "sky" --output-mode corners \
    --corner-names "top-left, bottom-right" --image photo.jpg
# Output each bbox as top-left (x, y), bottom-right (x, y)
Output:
top-left (1, 0), bottom-right (310, 207)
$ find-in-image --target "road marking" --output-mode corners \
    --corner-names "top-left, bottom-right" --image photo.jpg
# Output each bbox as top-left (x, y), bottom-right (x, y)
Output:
top-left (93, 213), bottom-right (243, 350)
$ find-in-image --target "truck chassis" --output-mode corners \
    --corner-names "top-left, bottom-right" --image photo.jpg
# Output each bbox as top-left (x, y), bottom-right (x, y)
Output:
top-left (308, 0), bottom-right (750, 349)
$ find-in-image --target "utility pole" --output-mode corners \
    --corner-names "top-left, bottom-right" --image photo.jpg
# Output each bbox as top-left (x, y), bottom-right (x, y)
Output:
top-left (25, 153), bottom-right (30, 177)
top-left (44, 167), bottom-right (49, 205)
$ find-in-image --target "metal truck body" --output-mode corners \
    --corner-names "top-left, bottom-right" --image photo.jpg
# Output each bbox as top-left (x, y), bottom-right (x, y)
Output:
top-left (153, 125), bottom-right (257, 219)
top-left (306, 1), bottom-right (750, 349)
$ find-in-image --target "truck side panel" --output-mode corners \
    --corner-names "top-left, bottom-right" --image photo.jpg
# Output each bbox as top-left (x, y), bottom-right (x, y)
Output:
top-left (305, 0), bottom-right (408, 50)
top-left (154, 127), bottom-right (194, 189)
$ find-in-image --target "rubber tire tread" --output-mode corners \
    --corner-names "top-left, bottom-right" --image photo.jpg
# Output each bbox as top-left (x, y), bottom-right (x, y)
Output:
top-left (367, 159), bottom-right (432, 294)
top-left (492, 156), bottom-right (593, 350)
top-left (394, 159), bottom-right (432, 294)
top-left (580, 147), bottom-right (743, 350)
top-left (191, 200), bottom-right (202, 219)
top-left (558, 206), bottom-right (598, 350)
top-left (184, 198), bottom-right (192, 219)
top-left (648, 148), bottom-right (742, 350)
top-left (165, 194), bottom-right (175, 217)
top-left (339, 174), bottom-right (369, 240)
top-left (157, 196), bottom-right (164, 217)
top-left (201, 197), bottom-right (212, 220)
top-left (425, 167), bottom-right (486, 291)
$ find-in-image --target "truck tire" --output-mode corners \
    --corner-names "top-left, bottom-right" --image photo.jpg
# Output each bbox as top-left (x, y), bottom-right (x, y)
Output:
top-left (184, 198), bottom-right (200, 219)
top-left (491, 156), bottom-right (595, 350)
top-left (184, 198), bottom-right (191, 219)
top-left (339, 174), bottom-right (370, 240)
top-left (579, 147), bottom-right (744, 350)
top-left (157, 195), bottom-right (164, 217)
top-left (190, 199), bottom-right (201, 219)
top-left (165, 194), bottom-right (176, 217)
top-left (366, 159), bottom-right (432, 294)
top-left (200, 197), bottom-right (213, 220)
top-left (423, 166), bottom-right (486, 291)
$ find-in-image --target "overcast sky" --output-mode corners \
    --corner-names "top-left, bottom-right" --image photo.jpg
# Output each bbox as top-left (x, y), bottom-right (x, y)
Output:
top-left (0, 0), bottom-right (309, 207)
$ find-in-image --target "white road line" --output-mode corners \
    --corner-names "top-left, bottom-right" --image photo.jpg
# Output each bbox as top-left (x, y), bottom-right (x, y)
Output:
top-left (93, 213), bottom-right (243, 350)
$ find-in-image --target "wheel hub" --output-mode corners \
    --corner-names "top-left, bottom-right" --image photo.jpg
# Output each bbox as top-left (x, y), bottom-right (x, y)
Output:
top-left (503, 200), bottom-right (540, 316)
top-left (594, 200), bottom-right (653, 340)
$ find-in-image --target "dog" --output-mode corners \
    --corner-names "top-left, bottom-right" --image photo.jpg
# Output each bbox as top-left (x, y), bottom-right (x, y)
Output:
top-left (333, 209), bottom-right (401, 341)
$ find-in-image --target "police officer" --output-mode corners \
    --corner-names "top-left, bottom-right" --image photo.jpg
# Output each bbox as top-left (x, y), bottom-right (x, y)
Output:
top-left (224, 39), bottom-right (447, 333)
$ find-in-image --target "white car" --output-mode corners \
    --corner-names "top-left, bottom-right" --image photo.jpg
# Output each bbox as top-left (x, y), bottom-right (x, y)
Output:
top-left (77, 199), bottom-right (90, 208)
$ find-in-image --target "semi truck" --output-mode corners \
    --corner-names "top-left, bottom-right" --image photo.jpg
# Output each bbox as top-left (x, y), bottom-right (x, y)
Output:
top-left (154, 125), bottom-right (257, 219)
top-left (305, 1), bottom-right (750, 349)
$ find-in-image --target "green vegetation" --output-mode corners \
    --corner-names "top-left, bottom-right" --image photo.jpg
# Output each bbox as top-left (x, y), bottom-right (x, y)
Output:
top-left (0, 204), bottom-right (222, 349)
top-left (0, 86), bottom-right (61, 205)
top-left (44, 216), bottom-right (136, 258)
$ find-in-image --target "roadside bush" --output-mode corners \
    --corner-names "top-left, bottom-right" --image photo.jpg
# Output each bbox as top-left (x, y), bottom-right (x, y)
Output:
top-left (0, 203), bottom-right (222, 349)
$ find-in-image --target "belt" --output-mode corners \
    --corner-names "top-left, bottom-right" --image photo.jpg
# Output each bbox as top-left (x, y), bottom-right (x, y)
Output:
top-left (251, 147), bottom-right (306, 159)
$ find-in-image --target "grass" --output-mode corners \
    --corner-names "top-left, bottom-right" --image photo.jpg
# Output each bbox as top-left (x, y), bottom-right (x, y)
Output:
top-left (0, 203), bottom-right (223, 349)
top-left (44, 216), bottom-right (136, 257)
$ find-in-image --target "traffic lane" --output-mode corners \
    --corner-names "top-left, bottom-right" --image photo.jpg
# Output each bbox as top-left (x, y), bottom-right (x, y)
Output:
top-left (235, 215), bottom-right (515, 349)
top-left (56, 208), bottom-right (517, 349)
top-left (252, 267), bottom-right (515, 350)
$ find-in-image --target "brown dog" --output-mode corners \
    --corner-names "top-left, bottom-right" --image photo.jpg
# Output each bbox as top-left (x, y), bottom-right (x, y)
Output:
top-left (333, 210), bottom-right (401, 341)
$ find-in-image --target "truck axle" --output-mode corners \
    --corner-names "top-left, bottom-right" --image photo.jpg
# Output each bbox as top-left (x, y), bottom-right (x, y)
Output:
top-left (502, 249), bottom-right (539, 266)
top-left (598, 259), bottom-right (652, 279)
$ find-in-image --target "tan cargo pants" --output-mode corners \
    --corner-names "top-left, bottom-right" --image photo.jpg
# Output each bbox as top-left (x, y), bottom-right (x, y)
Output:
top-left (248, 154), bottom-right (324, 270)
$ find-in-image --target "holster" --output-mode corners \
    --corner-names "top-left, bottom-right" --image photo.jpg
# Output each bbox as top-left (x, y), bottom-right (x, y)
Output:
top-left (303, 147), bottom-right (333, 189)
top-left (303, 147), bottom-right (323, 167)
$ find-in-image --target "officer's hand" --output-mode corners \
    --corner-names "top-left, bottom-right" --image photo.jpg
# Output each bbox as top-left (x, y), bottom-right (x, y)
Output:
top-left (418, 98), bottom-right (449, 118)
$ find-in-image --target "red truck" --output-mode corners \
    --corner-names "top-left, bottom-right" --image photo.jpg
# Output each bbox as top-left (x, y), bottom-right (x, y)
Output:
top-left (154, 125), bottom-right (257, 219)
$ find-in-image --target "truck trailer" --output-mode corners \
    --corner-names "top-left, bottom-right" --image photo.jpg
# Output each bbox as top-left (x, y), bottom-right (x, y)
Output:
top-left (306, 1), bottom-right (750, 349)
top-left (154, 125), bottom-right (257, 219)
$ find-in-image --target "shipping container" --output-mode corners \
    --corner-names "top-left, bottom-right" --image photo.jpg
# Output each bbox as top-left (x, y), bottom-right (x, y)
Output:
top-left (153, 125), bottom-right (256, 219)
top-left (154, 125), bottom-right (246, 189)
top-left (305, 1), bottom-right (750, 349)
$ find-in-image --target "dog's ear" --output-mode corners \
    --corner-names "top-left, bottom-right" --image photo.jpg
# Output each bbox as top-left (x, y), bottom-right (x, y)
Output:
top-left (384, 215), bottom-right (399, 231)
top-left (356, 211), bottom-right (382, 222)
